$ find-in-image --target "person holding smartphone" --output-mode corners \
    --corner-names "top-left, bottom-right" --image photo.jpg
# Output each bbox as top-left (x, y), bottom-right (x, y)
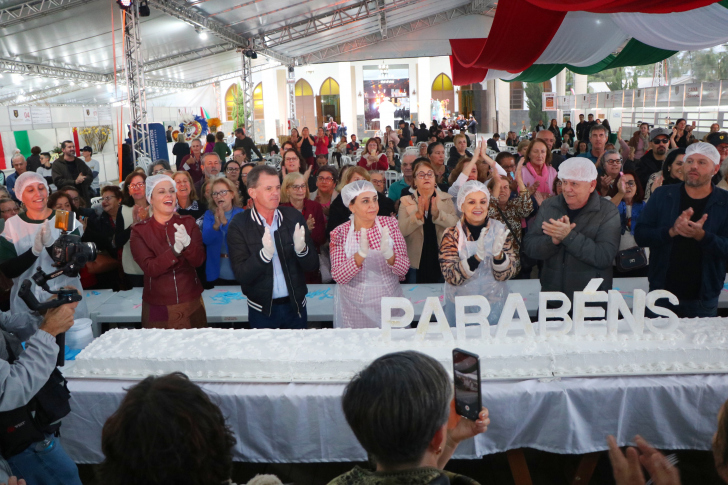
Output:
top-left (330, 351), bottom-right (488, 485)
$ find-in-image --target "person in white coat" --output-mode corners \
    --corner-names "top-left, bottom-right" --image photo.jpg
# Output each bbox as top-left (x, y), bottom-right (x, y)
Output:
top-left (0, 172), bottom-right (88, 319)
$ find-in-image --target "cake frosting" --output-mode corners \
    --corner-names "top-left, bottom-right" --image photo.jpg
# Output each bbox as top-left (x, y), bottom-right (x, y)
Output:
top-left (72, 317), bottom-right (728, 382)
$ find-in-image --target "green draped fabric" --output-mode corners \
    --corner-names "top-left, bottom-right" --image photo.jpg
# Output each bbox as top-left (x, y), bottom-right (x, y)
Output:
top-left (507, 39), bottom-right (677, 82)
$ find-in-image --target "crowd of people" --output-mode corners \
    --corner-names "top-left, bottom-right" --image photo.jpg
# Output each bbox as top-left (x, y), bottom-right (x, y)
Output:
top-left (0, 114), bottom-right (727, 483)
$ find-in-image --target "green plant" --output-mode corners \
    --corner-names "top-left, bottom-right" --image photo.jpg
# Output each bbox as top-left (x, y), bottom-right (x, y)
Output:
top-left (231, 83), bottom-right (249, 131)
top-left (524, 83), bottom-right (549, 130)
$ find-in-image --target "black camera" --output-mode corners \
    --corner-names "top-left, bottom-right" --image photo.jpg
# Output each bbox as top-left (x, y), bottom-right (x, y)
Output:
top-left (49, 233), bottom-right (97, 275)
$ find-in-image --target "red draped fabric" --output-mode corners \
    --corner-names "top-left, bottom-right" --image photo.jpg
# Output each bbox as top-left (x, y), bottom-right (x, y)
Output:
top-left (449, 55), bottom-right (488, 86)
top-left (523, 0), bottom-right (720, 13)
top-left (450, 0), bottom-right (565, 72)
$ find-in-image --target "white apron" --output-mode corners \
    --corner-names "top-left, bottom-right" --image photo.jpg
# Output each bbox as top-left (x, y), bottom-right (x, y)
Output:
top-left (121, 204), bottom-right (143, 275)
top-left (3, 214), bottom-right (89, 319)
top-left (334, 217), bottom-right (403, 329)
top-left (443, 220), bottom-right (507, 326)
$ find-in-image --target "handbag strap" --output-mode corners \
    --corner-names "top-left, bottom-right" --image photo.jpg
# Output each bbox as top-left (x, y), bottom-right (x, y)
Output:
top-left (495, 205), bottom-right (521, 248)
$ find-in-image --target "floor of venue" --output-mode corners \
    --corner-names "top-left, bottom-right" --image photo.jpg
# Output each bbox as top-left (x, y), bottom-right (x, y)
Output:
top-left (77, 448), bottom-right (722, 484)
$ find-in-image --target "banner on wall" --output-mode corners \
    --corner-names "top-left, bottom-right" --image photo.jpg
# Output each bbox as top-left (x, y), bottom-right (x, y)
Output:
top-left (542, 92), bottom-right (556, 110)
top-left (145, 123), bottom-right (169, 162)
top-left (8, 107), bottom-right (32, 128)
top-left (30, 107), bottom-right (52, 125)
top-left (83, 106), bottom-right (99, 125)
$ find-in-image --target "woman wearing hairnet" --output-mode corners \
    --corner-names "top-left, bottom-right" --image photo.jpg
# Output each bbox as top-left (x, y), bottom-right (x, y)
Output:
top-left (130, 175), bottom-right (207, 329)
top-left (330, 180), bottom-right (410, 328)
top-left (439, 180), bottom-right (518, 325)
top-left (0, 172), bottom-right (88, 318)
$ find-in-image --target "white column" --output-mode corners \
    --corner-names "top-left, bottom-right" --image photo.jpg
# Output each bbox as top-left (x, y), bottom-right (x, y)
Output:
top-left (417, 57), bottom-right (431, 124)
top-left (338, 62), bottom-right (354, 133)
top-left (556, 70), bottom-right (566, 96)
top-left (574, 73), bottom-right (588, 95)
top-left (486, 79), bottom-right (497, 134)
top-left (262, 69), bottom-right (279, 143)
top-left (496, 79), bottom-right (511, 136)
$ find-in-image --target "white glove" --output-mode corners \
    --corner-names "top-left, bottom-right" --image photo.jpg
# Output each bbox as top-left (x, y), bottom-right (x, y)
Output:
top-left (32, 222), bottom-right (53, 256)
top-left (357, 228), bottom-right (369, 259)
top-left (492, 227), bottom-right (510, 259)
top-left (476, 229), bottom-right (487, 262)
top-left (173, 223), bottom-right (191, 253)
top-left (261, 227), bottom-right (275, 260)
top-left (293, 223), bottom-right (306, 254)
top-left (380, 226), bottom-right (394, 260)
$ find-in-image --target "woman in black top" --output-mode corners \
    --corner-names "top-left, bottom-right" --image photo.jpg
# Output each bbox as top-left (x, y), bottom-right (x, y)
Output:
top-left (548, 119), bottom-right (562, 148)
top-left (267, 139), bottom-right (280, 155)
top-left (561, 121), bottom-right (575, 145)
top-left (297, 127), bottom-right (316, 167)
top-left (172, 133), bottom-right (190, 169)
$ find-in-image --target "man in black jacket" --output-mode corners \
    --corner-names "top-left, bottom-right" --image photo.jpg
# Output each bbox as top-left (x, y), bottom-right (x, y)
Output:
top-left (227, 165), bottom-right (318, 329)
top-left (52, 140), bottom-right (94, 206)
top-left (397, 120), bottom-right (411, 155)
top-left (233, 128), bottom-right (263, 161)
top-left (635, 127), bottom-right (671, 188)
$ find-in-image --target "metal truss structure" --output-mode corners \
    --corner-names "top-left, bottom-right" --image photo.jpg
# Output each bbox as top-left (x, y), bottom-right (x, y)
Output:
top-left (147, 0), bottom-right (295, 66)
top-left (0, 0), bottom-right (95, 28)
top-left (123, 1), bottom-right (151, 164)
top-left (298, 0), bottom-right (495, 64)
top-left (137, 43), bottom-right (236, 73)
top-left (241, 52), bottom-right (254, 136)
top-left (287, 66), bottom-right (296, 129)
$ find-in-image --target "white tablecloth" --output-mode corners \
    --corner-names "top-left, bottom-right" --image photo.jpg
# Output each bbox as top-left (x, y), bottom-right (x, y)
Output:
top-left (61, 373), bottom-right (728, 464)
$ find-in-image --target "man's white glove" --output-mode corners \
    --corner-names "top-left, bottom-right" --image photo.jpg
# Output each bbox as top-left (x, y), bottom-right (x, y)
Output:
top-left (357, 228), bottom-right (369, 259)
top-left (173, 223), bottom-right (191, 254)
top-left (32, 222), bottom-right (53, 256)
top-left (380, 226), bottom-right (394, 260)
top-left (261, 227), bottom-right (275, 260)
top-left (492, 227), bottom-right (510, 259)
top-left (293, 223), bottom-right (306, 254)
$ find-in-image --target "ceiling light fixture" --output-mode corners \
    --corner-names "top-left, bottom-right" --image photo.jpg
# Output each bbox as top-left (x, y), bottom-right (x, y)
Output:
top-left (244, 49), bottom-right (257, 59)
top-left (117, 0), bottom-right (132, 9)
top-left (138, 0), bottom-right (150, 16)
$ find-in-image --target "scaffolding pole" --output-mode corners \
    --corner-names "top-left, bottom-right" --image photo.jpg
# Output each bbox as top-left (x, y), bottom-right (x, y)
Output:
top-left (241, 52), bottom-right (254, 139)
top-left (287, 65), bottom-right (297, 131)
top-left (123, 1), bottom-right (150, 165)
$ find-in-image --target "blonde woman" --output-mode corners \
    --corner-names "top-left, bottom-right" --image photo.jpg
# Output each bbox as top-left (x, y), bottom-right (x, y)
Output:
top-left (202, 177), bottom-right (244, 287)
top-left (398, 160), bottom-right (458, 283)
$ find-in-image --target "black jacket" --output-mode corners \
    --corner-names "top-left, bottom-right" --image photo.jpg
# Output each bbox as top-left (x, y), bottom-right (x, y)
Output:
top-left (398, 126), bottom-right (411, 148)
top-left (326, 192), bottom-right (396, 233)
top-left (227, 205), bottom-right (318, 317)
top-left (635, 151), bottom-right (664, 189)
top-left (447, 147), bottom-right (472, 169)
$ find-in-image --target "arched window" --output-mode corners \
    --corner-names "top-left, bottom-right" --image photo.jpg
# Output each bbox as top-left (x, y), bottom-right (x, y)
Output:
top-left (253, 83), bottom-right (264, 120)
top-left (295, 79), bottom-right (315, 129)
top-left (431, 73), bottom-right (454, 118)
top-left (295, 79), bottom-right (313, 96)
top-left (320, 77), bottom-right (340, 96)
top-left (225, 84), bottom-right (238, 121)
top-left (319, 77), bottom-right (340, 124)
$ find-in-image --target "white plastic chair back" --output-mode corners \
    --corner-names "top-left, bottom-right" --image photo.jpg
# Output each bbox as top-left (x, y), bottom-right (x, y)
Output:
top-left (444, 143), bottom-right (454, 151)
top-left (486, 149), bottom-right (498, 159)
top-left (416, 142), bottom-right (427, 148)
top-left (341, 156), bottom-right (355, 166)
top-left (506, 146), bottom-right (518, 154)
top-left (135, 156), bottom-right (152, 175)
top-left (383, 170), bottom-right (402, 189)
top-left (552, 149), bottom-right (560, 155)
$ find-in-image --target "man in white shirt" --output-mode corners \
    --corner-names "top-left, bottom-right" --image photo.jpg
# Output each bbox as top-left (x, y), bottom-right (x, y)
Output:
top-left (81, 146), bottom-right (100, 197)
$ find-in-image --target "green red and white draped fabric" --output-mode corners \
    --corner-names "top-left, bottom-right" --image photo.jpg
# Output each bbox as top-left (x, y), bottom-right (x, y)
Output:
top-left (449, 0), bottom-right (728, 85)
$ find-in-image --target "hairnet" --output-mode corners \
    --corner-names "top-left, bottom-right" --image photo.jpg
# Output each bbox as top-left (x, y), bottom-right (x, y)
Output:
top-left (557, 157), bottom-right (598, 182)
top-left (145, 174), bottom-right (176, 203)
top-left (14, 171), bottom-right (49, 201)
top-left (685, 141), bottom-right (720, 166)
top-left (341, 180), bottom-right (377, 207)
top-left (456, 180), bottom-right (489, 211)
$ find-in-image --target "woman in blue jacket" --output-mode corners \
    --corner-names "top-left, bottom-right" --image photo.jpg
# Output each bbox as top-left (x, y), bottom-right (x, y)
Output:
top-left (202, 177), bottom-right (244, 287)
top-left (609, 170), bottom-right (648, 277)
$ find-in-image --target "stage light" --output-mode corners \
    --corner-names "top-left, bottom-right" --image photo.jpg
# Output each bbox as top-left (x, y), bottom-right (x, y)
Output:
top-left (139, 0), bottom-right (150, 16)
top-left (244, 49), bottom-right (257, 59)
top-left (196, 27), bottom-right (208, 40)
top-left (117, 0), bottom-right (132, 9)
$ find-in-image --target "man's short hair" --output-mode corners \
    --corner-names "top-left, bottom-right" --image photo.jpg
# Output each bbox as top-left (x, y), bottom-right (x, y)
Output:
top-left (201, 152), bottom-right (221, 164)
top-left (589, 124), bottom-right (608, 138)
top-left (246, 164), bottom-right (279, 189)
top-left (495, 151), bottom-right (516, 166)
top-left (235, 128), bottom-right (244, 135)
top-left (492, 133), bottom-right (500, 139)
top-left (40, 152), bottom-right (51, 159)
top-left (61, 140), bottom-right (73, 150)
top-left (233, 148), bottom-right (244, 155)
top-left (588, 114), bottom-right (594, 118)
top-left (453, 133), bottom-right (467, 143)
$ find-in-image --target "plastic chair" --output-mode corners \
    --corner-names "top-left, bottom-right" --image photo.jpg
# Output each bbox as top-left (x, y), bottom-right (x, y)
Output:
top-left (340, 156), bottom-right (355, 166)
top-left (505, 146), bottom-right (518, 154)
top-left (383, 170), bottom-right (402, 189)
top-left (444, 142), bottom-right (454, 151)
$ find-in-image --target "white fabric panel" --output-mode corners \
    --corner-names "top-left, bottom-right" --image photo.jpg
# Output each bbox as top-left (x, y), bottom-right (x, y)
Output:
top-left (611, 3), bottom-right (728, 51)
top-left (62, 373), bottom-right (728, 463)
top-left (534, 12), bottom-right (629, 66)
top-left (486, 70), bottom-right (520, 81)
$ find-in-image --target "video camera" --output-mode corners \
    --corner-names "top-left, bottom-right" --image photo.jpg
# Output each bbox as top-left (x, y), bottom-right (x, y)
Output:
top-left (18, 210), bottom-right (97, 366)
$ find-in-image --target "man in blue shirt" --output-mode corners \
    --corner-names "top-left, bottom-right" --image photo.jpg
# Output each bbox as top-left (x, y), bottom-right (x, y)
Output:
top-left (6, 153), bottom-right (28, 202)
top-left (577, 124), bottom-right (608, 164)
top-left (388, 154), bottom-right (415, 208)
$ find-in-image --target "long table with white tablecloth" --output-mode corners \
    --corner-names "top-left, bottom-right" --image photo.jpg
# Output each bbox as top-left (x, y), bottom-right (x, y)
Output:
top-left (61, 373), bottom-right (728, 464)
top-left (85, 277), bottom-right (685, 330)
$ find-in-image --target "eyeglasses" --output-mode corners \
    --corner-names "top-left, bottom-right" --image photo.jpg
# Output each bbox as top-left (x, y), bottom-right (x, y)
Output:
top-left (129, 183), bottom-right (145, 189)
top-left (284, 157), bottom-right (299, 162)
top-left (211, 189), bottom-right (231, 198)
top-left (100, 196), bottom-right (117, 202)
top-left (290, 184), bottom-right (307, 191)
top-left (605, 159), bottom-right (622, 165)
top-left (416, 172), bottom-right (435, 179)
top-left (624, 181), bottom-right (636, 187)
top-left (226, 167), bottom-right (240, 173)
top-left (1, 207), bottom-right (18, 214)
top-left (152, 169), bottom-right (166, 175)
top-left (653, 138), bottom-right (670, 144)
top-left (317, 176), bottom-right (334, 182)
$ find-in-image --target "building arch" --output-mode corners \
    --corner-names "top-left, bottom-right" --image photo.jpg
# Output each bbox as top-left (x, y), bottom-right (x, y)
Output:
top-left (318, 77), bottom-right (340, 126)
top-left (253, 82), bottom-right (264, 120)
top-left (431, 73), bottom-right (455, 119)
top-left (225, 84), bottom-right (238, 121)
top-left (295, 79), bottom-right (316, 129)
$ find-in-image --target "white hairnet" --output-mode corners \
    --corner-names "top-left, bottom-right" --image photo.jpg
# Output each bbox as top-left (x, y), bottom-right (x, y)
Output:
top-left (557, 157), bottom-right (598, 182)
top-left (457, 180), bottom-right (489, 211)
top-left (685, 141), bottom-right (720, 166)
top-left (145, 174), bottom-right (176, 203)
top-left (14, 171), bottom-right (49, 201)
top-left (341, 180), bottom-right (377, 207)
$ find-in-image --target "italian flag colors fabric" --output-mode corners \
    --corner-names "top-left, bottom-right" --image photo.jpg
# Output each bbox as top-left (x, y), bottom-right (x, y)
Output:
top-left (449, 0), bottom-right (728, 85)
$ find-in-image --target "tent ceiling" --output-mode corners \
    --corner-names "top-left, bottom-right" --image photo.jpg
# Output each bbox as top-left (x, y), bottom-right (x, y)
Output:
top-left (0, 0), bottom-right (495, 105)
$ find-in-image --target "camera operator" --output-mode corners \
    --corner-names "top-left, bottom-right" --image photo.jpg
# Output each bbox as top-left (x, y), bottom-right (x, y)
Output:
top-left (0, 173), bottom-right (88, 319)
top-left (0, 296), bottom-right (81, 484)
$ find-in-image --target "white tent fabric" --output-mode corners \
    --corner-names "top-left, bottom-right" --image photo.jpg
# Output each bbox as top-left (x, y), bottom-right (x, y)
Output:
top-left (611, 3), bottom-right (728, 51)
top-left (534, 12), bottom-right (629, 67)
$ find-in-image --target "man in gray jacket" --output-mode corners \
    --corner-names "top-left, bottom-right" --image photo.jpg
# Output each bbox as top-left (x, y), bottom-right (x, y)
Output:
top-left (523, 157), bottom-right (620, 299)
top-left (0, 298), bottom-right (78, 483)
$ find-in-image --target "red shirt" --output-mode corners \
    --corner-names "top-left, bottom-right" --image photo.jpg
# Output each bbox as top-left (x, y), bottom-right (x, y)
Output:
top-left (358, 154), bottom-right (388, 171)
top-left (315, 136), bottom-right (329, 155)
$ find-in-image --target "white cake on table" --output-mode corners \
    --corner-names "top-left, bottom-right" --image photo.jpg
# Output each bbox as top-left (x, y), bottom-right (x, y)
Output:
top-left (72, 318), bottom-right (728, 382)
